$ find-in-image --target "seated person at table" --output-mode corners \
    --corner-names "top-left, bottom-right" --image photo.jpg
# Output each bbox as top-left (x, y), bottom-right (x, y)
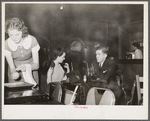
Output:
top-left (132, 42), bottom-right (143, 75)
top-left (65, 38), bottom-right (84, 83)
top-left (5, 17), bottom-right (40, 90)
top-left (47, 47), bottom-right (70, 83)
top-left (46, 47), bottom-right (70, 102)
top-left (132, 42), bottom-right (143, 59)
top-left (65, 39), bottom-right (90, 104)
top-left (89, 45), bottom-right (122, 104)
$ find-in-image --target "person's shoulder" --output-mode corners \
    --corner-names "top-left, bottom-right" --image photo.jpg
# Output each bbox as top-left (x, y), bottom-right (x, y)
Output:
top-left (108, 57), bottom-right (115, 61)
top-left (28, 35), bottom-right (37, 41)
top-left (137, 49), bottom-right (142, 52)
top-left (5, 38), bottom-right (10, 43)
top-left (5, 38), bottom-right (11, 50)
top-left (106, 57), bottom-right (116, 64)
top-left (27, 35), bottom-right (39, 46)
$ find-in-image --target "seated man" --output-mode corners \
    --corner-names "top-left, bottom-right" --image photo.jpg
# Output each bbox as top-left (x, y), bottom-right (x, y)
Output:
top-left (65, 38), bottom-right (84, 82)
top-left (89, 45), bottom-right (122, 104)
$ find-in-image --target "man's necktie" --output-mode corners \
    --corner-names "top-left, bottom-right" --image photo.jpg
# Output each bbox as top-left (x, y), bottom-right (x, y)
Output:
top-left (99, 63), bottom-right (102, 71)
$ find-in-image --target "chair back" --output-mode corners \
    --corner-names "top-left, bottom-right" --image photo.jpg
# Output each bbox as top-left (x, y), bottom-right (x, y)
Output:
top-left (136, 75), bottom-right (143, 105)
top-left (99, 90), bottom-right (115, 105)
top-left (86, 87), bottom-right (115, 105)
top-left (51, 83), bottom-right (62, 103)
top-left (127, 79), bottom-right (136, 105)
top-left (64, 85), bottom-right (79, 105)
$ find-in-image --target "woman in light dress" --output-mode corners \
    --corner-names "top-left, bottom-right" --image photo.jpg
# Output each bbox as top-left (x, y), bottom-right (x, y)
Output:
top-left (5, 17), bottom-right (40, 89)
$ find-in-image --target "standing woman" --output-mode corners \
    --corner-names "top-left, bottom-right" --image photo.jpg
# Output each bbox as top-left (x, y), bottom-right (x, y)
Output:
top-left (5, 17), bottom-right (40, 89)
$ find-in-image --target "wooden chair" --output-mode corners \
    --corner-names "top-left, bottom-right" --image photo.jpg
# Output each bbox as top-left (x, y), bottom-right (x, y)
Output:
top-left (64, 85), bottom-right (79, 105)
top-left (127, 75), bottom-right (143, 105)
top-left (49, 82), bottom-right (79, 105)
top-left (116, 70), bottom-right (127, 97)
top-left (86, 87), bottom-right (116, 105)
top-left (127, 79), bottom-right (136, 105)
top-left (136, 75), bottom-right (143, 105)
top-left (50, 82), bottom-right (62, 103)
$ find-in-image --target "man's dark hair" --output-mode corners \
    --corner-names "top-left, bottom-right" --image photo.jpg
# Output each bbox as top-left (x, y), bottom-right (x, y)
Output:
top-left (96, 45), bottom-right (109, 55)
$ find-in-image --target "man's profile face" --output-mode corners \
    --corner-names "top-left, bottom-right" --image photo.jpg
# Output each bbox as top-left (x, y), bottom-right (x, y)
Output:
top-left (96, 49), bottom-right (107, 63)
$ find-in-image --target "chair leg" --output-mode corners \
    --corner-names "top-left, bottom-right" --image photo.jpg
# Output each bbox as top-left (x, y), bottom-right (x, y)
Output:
top-left (70, 85), bottom-right (79, 105)
top-left (127, 80), bottom-right (136, 105)
top-left (48, 84), bottom-right (53, 100)
top-left (121, 86), bottom-right (127, 98)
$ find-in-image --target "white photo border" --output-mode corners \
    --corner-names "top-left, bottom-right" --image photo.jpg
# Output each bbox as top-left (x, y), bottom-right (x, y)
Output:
top-left (1, 1), bottom-right (148, 119)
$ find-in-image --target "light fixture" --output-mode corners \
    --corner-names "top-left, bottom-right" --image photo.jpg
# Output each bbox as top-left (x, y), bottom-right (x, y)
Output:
top-left (60, 5), bottom-right (63, 10)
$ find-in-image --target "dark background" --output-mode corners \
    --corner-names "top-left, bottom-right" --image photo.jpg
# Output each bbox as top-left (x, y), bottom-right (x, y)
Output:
top-left (5, 4), bottom-right (144, 92)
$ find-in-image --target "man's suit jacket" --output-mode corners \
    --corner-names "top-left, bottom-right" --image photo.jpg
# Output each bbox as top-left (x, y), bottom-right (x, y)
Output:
top-left (93, 57), bottom-right (117, 84)
top-left (89, 57), bottom-right (122, 104)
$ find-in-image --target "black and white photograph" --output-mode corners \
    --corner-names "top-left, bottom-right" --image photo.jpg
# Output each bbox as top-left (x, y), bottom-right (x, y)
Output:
top-left (2, 1), bottom-right (148, 119)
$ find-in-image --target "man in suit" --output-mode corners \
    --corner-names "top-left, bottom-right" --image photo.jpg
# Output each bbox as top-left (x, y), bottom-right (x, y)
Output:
top-left (89, 45), bottom-right (122, 104)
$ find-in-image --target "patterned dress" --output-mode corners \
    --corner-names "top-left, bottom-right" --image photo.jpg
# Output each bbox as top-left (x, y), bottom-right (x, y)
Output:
top-left (5, 35), bottom-right (40, 83)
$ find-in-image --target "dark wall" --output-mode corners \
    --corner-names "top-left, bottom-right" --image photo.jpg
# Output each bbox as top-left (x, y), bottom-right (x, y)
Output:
top-left (5, 4), bottom-right (143, 63)
top-left (5, 4), bottom-right (143, 91)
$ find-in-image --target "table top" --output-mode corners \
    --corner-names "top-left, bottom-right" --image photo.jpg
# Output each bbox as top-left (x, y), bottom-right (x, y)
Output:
top-left (4, 82), bottom-right (34, 88)
top-left (5, 89), bottom-right (48, 99)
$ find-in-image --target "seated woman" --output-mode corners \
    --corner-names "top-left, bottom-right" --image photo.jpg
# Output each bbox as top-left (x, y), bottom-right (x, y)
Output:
top-left (46, 47), bottom-right (70, 102)
top-left (5, 17), bottom-right (40, 90)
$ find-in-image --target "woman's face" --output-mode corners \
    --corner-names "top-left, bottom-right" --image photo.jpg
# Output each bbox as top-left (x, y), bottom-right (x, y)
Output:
top-left (8, 29), bottom-right (23, 44)
top-left (57, 52), bottom-right (66, 63)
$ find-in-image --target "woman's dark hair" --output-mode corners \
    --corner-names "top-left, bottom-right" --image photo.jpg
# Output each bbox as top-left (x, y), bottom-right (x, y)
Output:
top-left (5, 17), bottom-right (28, 38)
top-left (132, 42), bottom-right (140, 49)
top-left (51, 47), bottom-right (65, 62)
top-left (41, 47), bottom-right (65, 74)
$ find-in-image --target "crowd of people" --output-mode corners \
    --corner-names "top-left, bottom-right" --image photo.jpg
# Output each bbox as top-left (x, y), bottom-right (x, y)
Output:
top-left (5, 17), bottom-right (143, 105)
